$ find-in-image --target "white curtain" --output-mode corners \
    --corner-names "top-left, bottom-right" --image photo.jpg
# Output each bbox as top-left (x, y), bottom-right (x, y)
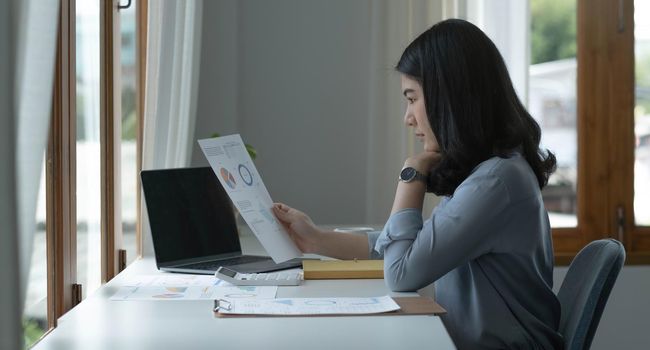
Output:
top-left (141, 0), bottom-right (204, 256)
top-left (0, 3), bottom-right (20, 346)
top-left (466, 0), bottom-right (530, 104)
top-left (0, 0), bottom-right (58, 348)
top-left (365, 0), bottom-right (452, 224)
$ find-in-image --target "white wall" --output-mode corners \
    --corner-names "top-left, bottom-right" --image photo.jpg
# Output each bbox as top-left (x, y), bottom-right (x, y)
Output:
top-left (191, 0), bottom-right (446, 225)
top-left (192, 0), bottom-right (379, 225)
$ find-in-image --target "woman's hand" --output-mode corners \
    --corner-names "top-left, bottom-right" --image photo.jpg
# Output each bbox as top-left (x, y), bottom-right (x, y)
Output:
top-left (403, 150), bottom-right (442, 175)
top-left (272, 203), bottom-right (323, 254)
top-left (390, 150), bottom-right (442, 214)
top-left (273, 202), bottom-right (372, 260)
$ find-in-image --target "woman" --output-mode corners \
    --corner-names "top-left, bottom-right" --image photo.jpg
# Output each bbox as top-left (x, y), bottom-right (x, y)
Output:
top-left (273, 19), bottom-right (563, 349)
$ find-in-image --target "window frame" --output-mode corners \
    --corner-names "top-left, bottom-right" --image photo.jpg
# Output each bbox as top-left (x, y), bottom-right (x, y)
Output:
top-left (45, 0), bottom-right (146, 327)
top-left (47, 0), bottom-right (77, 326)
top-left (135, 0), bottom-right (147, 259)
top-left (552, 0), bottom-right (650, 264)
top-left (100, 0), bottom-right (120, 282)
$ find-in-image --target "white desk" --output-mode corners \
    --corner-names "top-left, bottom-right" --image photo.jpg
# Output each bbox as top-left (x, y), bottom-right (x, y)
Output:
top-left (34, 231), bottom-right (455, 350)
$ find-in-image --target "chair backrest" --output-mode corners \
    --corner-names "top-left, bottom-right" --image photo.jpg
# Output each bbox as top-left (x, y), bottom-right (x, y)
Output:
top-left (557, 239), bottom-right (625, 350)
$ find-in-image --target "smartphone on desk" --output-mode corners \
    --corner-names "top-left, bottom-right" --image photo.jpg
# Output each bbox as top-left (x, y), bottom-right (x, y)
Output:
top-left (215, 266), bottom-right (303, 286)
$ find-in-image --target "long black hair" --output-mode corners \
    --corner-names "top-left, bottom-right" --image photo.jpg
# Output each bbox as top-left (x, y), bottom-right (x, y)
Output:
top-left (396, 19), bottom-right (556, 196)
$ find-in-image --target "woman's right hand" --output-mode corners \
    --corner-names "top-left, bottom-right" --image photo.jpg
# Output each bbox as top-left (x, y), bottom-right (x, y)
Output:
top-left (403, 150), bottom-right (442, 175)
top-left (272, 203), bottom-right (323, 254)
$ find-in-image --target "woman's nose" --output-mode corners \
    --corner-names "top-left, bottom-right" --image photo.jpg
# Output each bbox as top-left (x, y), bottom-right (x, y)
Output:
top-left (404, 113), bottom-right (415, 126)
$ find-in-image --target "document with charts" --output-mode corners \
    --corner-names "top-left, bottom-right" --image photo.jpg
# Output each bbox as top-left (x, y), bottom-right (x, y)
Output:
top-left (216, 295), bottom-right (401, 316)
top-left (120, 274), bottom-right (233, 287)
top-left (198, 134), bottom-right (301, 263)
top-left (110, 285), bottom-right (278, 301)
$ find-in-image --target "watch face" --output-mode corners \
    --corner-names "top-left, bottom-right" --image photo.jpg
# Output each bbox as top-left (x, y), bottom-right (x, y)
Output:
top-left (400, 167), bottom-right (417, 182)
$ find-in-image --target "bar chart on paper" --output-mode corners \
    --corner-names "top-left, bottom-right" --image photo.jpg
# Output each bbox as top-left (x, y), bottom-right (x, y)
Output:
top-left (217, 296), bottom-right (401, 316)
top-left (110, 285), bottom-right (278, 301)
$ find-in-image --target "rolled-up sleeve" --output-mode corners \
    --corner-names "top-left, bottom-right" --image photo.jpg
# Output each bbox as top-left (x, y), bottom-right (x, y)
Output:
top-left (374, 208), bottom-right (423, 254)
top-left (379, 175), bottom-right (511, 292)
top-left (366, 231), bottom-right (383, 259)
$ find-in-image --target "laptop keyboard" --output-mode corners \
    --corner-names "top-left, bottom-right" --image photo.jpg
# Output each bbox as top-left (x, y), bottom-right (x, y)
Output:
top-left (177, 256), bottom-right (268, 271)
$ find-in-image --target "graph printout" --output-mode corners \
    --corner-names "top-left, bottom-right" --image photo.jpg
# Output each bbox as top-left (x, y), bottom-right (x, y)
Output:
top-left (198, 134), bottom-right (302, 263)
top-left (110, 285), bottom-right (278, 301)
top-left (218, 295), bottom-right (401, 316)
top-left (120, 274), bottom-right (233, 288)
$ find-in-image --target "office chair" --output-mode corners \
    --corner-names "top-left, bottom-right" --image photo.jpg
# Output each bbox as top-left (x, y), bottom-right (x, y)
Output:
top-left (557, 239), bottom-right (625, 350)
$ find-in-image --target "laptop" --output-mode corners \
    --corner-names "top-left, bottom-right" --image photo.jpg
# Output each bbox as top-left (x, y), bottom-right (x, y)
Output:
top-left (140, 166), bottom-right (304, 274)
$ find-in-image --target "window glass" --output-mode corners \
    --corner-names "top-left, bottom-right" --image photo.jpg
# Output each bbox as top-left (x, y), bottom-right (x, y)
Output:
top-left (120, 0), bottom-right (138, 265)
top-left (635, 0), bottom-right (650, 226)
top-left (530, 0), bottom-right (578, 227)
top-left (76, 0), bottom-right (102, 298)
top-left (23, 156), bottom-right (48, 348)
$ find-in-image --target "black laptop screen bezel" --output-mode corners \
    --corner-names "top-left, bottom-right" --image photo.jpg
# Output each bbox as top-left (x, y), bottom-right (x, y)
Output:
top-left (140, 167), bottom-right (242, 267)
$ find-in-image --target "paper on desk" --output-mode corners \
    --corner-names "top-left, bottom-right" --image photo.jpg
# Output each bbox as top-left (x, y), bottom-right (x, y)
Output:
top-left (218, 295), bottom-right (400, 315)
top-left (110, 285), bottom-right (278, 301)
top-left (121, 274), bottom-right (234, 287)
top-left (198, 135), bottom-right (302, 263)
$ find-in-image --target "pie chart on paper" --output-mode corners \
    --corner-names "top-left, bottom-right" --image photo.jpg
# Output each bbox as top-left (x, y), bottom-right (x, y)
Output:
top-left (238, 164), bottom-right (253, 186)
top-left (220, 167), bottom-right (237, 189)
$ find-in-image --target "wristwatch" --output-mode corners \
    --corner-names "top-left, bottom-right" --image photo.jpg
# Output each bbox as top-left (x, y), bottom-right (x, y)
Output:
top-left (399, 167), bottom-right (427, 183)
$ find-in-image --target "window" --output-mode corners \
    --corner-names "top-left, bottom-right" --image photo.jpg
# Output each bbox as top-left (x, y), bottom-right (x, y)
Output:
top-left (34, 1), bottom-right (146, 344)
top-left (529, 0), bottom-right (650, 263)
top-left (634, 0), bottom-right (650, 227)
top-left (530, 0), bottom-right (578, 228)
top-left (76, 0), bottom-right (102, 300)
top-left (120, 1), bottom-right (139, 266)
top-left (23, 157), bottom-right (48, 348)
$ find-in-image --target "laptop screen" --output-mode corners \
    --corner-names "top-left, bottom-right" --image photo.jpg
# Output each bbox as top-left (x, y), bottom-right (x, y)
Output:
top-left (141, 167), bottom-right (241, 265)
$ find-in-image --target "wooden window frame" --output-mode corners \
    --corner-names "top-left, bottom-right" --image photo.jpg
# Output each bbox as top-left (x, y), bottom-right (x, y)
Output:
top-left (47, 0), bottom-right (76, 326)
top-left (136, 0), bottom-right (148, 259)
top-left (47, 0), bottom-right (146, 326)
top-left (614, 0), bottom-right (650, 263)
top-left (100, 0), bottom-right (120, 282)
top-left (553, 0), bottom-right (650, 265)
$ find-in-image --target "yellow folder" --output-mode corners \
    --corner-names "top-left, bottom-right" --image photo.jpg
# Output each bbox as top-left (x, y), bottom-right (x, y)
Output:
top-left (302, 260), bottom-right (384, 279)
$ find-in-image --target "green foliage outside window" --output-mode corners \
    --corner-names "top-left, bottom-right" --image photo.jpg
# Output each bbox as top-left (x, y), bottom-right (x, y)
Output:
top-left (636, 54), bottom-right (650, 112)
top-left (23, 318), bottom-right (45, 349)
top-left (530, 0), bottom-right (576, 64)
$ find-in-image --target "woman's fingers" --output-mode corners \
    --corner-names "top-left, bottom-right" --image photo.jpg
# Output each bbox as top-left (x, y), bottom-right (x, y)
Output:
top-left (273, 202), bottom-right (290, 212)
top-left (273, 203), bottom-right (305, 223)
top-left (273, 205), bottom-right (301, 238)
top-left (278, 221), bottom-right (306, 252)
top-left (272, 203), bottom-right (312, 253)
top-left (272, 205), bottom-right (291, 223)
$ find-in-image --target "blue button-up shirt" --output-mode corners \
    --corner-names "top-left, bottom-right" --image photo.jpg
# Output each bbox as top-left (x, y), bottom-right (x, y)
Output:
top-left (368, 153), bottom-right (563, 349)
